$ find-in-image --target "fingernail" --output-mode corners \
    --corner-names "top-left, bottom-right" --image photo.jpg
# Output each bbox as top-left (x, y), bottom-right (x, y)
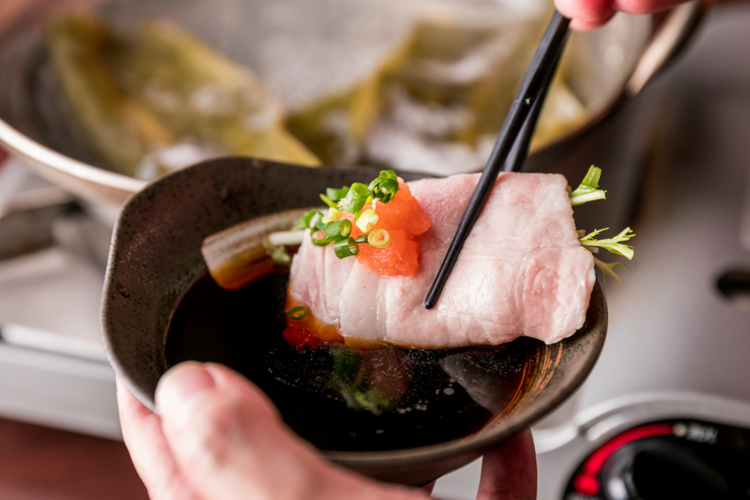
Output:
top-left (155, 361), bottom-right (216, 430)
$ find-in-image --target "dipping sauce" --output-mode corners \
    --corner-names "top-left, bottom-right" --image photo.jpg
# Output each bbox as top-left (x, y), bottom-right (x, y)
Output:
top-left (165, 270), bottom-right (544, 452)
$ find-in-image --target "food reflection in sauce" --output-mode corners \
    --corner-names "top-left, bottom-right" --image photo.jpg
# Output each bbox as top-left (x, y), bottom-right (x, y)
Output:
top-left (165, 269), bottom-right (545, 452)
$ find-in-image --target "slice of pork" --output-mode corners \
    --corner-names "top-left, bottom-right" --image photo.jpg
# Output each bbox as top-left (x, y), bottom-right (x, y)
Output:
top-left (289, 172), bottom-right (595, 347)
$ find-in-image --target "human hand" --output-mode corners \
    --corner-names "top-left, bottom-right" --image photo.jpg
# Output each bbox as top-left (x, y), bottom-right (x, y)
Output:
top-left (117, 362), bottom-right (537, 500)
top-left (555, 0), bottom-right (690, 30)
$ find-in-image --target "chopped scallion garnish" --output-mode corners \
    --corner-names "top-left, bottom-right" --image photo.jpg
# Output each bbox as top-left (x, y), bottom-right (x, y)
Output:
top-left (297, 210), bottom-right (323, 230)
top-left (286, 306), bottom-right (308, 320)
top-left (326, 186), bottom-right (350, 202)
top-left (321, 207), bottom-right (341, 224)
top-left (356, 209), bottom-right (379, 233)
top-left (325, 219), bottom-right (352, 240)
top-left (340, 183), bottom-right (369, 214)
top-left (334, 237), bottom-right (360, 258)
top-left (368, 170), bottom-right (399, 203)
top-left (311, 230), bottom-right (330, 246)
top-left (368, 229), bottom-right (390, 248)
top-left (320, 193), bottom-right (338, 209)
top-left (302, 172), bottom-right (403, 260)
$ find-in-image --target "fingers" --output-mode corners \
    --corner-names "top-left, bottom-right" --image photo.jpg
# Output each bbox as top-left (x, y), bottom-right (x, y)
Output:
top-left (116, 378), bottom-right (203, 500)
top-left (421, 481), bottom-right (436, 495)
top-left (155, 362), bottom-right (299, 500)
top-left (155, 362), bottom-right (426, 500)
top-left (476, 429), bottom-right (537, 500)
top-left (556, 0), bottom-right (687, 30)
top-left (613, 0), bottom-right (687, 14)
top-left (555, 0), bottom-right (616, 30)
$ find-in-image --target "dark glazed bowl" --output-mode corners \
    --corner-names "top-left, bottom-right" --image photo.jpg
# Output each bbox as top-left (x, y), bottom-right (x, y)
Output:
top-left (101, 157), bottom-right (607, 486)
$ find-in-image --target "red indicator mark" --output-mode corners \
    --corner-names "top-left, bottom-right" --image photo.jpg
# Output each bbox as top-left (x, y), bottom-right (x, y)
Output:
top-left (574, 474), bottom-right (601, 496)
top-left (574, 423), bottom-right (674, 496)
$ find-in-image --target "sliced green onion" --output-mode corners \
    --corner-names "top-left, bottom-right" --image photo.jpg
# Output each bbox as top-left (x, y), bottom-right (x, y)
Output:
top-left (297, 210), bottom-right (323, 230)
top-left (356, 209), bottom-right (379, 232)
top-left (334, 237), bottom-right (360, 258)
top-left (325, 220), bottom-right (352, 241)
top-left (367, 229), bottom-right (390, 248)
top-left (310, 172), bottom-right (404, 259)
top-left (326, 186), bottom-right (349, 202)
top-left (311, 230), bottom-right (330, 246)
top-left (321, 207), bottom-right (341, 224)
top-left (320, 193), bottom-right (338, 209)
top-left (351, 182), bottom-right (370, 197)
top-left (286, 306), bottom-right (308, 320)
top-left (313, 214), bottom-right (329, 230)
top-left (368, 171), bottom-right (399, 203)
top-left (340, 183), bottom-right (369, 214)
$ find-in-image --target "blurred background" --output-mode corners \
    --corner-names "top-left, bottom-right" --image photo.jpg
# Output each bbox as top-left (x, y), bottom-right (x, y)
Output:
top-left (0, 0), bottom-right (748, 498)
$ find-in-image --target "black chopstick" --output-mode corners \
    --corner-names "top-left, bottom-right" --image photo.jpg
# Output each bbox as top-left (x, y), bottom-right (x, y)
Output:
top-left (503, 44), bottom-right (564, 174)
top-left (424, 10), bottom-right (570, 310)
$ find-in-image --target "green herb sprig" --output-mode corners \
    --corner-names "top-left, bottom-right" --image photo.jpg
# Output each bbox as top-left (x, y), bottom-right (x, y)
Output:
top-left (570, 165), bottom-right (606, 206)
top-left (572, 166), bottom-right (635, 283)
top-left (579, 227), bottom-right (635, 260)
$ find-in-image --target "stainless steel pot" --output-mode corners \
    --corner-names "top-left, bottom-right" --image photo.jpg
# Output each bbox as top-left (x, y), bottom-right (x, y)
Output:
top-left (0, 0), bottom-right (711, 222)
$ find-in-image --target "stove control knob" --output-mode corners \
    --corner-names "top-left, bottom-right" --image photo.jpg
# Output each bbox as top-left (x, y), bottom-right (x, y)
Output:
top-left (599, 436), bottom-right (728, 500)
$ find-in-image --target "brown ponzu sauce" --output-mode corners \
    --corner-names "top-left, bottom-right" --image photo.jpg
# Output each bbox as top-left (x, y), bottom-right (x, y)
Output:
top-left (165, 270), bottom-right (542, 452)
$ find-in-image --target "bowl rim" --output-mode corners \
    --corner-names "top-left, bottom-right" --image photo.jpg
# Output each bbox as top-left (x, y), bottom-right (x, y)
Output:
top-left (0, 120), bottom-right (145, 198)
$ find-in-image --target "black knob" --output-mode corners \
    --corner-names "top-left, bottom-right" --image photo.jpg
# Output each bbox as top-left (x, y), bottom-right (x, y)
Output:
top-left (600, 436), bottom-right (729, 500)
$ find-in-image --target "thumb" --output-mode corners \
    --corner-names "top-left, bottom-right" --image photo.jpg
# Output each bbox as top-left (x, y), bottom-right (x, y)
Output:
top-left (155, 362), bottom-right (423, 500)
top-left (476, 428), bottom-right (537, 500)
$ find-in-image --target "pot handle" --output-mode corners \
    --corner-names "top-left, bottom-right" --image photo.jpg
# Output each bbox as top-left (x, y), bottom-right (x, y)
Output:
top-left (625, 0), bottom-right (714, 97)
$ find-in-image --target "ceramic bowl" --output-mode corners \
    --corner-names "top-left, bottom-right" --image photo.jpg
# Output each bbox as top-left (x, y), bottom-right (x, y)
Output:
top-left (102, 157), bottom-right (607, 485)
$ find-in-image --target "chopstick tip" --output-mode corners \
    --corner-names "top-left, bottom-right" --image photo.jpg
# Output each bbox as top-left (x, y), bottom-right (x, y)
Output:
top-left (424, 296), bottom-right (437, 310)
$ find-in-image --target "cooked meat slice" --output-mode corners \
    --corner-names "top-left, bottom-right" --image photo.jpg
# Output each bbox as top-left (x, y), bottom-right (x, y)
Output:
top-left (288, 172), bottom-right (595, 347)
